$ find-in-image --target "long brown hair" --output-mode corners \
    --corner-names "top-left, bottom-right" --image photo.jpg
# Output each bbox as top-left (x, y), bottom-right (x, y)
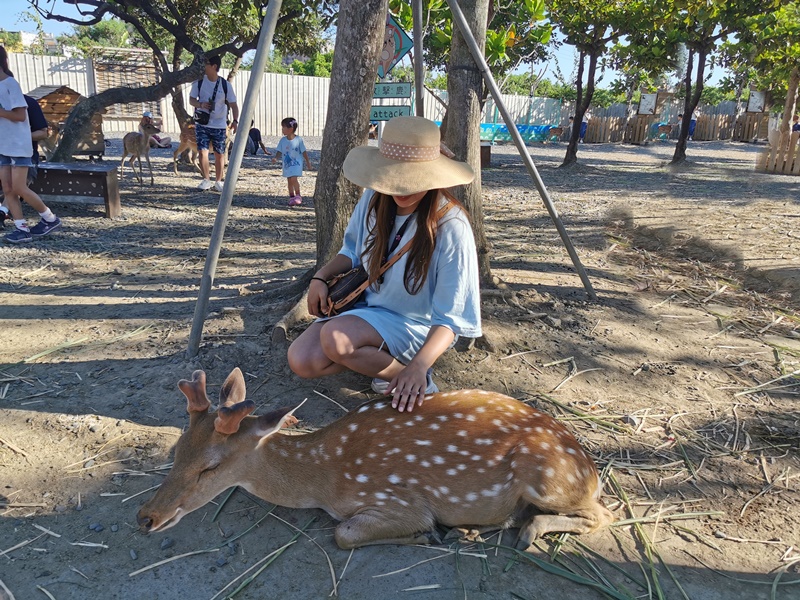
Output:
top-left (362, 189), bottom-right (465, 295)
top-left (0, 46), bottom-right (13, 77)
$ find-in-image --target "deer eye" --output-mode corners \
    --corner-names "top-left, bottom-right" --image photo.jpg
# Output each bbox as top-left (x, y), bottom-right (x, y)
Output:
top-left (199, 463), bottom-right (220, 478)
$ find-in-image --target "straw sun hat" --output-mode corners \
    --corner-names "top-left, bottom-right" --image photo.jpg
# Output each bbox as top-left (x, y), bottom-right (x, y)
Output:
top-left (343, 116), bottom-right (475, 196)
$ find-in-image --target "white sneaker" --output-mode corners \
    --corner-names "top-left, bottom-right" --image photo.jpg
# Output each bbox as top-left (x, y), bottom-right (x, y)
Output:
top-left (214, 180), bottom-right (225, 192)
top-left (198, 179), bottom-right (213, 191)
top-left (371, 369), bottom-right (439, 395)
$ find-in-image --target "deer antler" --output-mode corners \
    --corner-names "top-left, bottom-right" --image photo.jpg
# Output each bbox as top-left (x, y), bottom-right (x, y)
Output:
top-left (178, 370), bottom-right (211, 413)
top-left (215, 401), bottom-right (256, 434)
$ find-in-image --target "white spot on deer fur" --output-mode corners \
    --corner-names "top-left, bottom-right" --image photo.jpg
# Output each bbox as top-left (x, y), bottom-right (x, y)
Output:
top-left (492, 419), bottom-right (502, 426)
top-left (375, 492), bottom-right (388, 500)
top-left (358, 491), bottom-right (366, 496)
top-left (368, 452), bottom-right (377, 459)
top-left (376, 501), bottom-right (386, 506)
top-left (555, 445), bottom-right (564, 453)
top-left (345, 473), bottom-right (352, 479)
top-left (459, 450), bottom-right (470, 456)
top-left (356, 474), bottom-right (369, 483)
top-left (560, 457), bottom-right (568, 466)
top-left (466, 492), bottom-right (478, 502)
top-left (429, 423), bottom-right (440, 430)
top-left (438, 486), bottom-right (450, 494)
top-left (458, 464), bottom-right (467, 471)
top-left (566, 473), bottom-right (576, 484)
top-left (279, 449), bottom-right (289, 457)
top-left (415, 415), bottom-right (424, 422)
top-left (374, 402), bottom-right (387, 410)
top-left (386, 417), bottom-right (395, 423)
top-left (406, 454), bottom-right (416, 462)
top-left (471, 455), bottom-right (482, 461)
top-left (540, 442), bottom-right (550, 450)
top-left (566, 447), bottom-right (577, 455)
top-left (545, 467), bottom-right (555, 478)
top-left (415, 439), bottom-right (432, 446)
top-left (446, 444), bottom-right (459, 452)
top-left (449, 496), bottom-right (461, 503)
top-left (446, 469), bottom-right (457, 475)
top-left (466, 414), bottom-right (477, 422)
top-left (454, 413), bottom-right (464, 419)
top-left (421, 460), bottom-right (431, 468)
top-left (358, 405), bottom-right (369, 413)
top-left (408, 478), bottom-right (418, 484)
top-left (526, 485), bottom-right (542, 500)
top-left (477, 468), bottom-right (485, 473)
top-left (476, 406), bottom-right (486, 413)
top-left (457, 430), bottom-right (468, 437)
top-left (475, 438), bottom-right (494, 445)
top-left (433, 456), bottom-right (445, 464)
top-left (355, 458), bottom-right (362, 465)
top-left (388, 474), bottom-right (402, 484)
top-left (336, 447), bottom-right (343, 456)
top-left (348, 423), bottom-right (359, 432)
top-left (535, 426), bottom-right (544, 433)
top-left (520, 446), bottom-right (530, 454)
top-left (386, 448), bottom-right (401, 456)
top-left (437, 415), bottom-right (448, 422)
top-left (369, 428), bottom-right (378, 434)
top-left (394, 498), bottom-right (410, 507)
top-left (340, 435), bottom-right (348, 444)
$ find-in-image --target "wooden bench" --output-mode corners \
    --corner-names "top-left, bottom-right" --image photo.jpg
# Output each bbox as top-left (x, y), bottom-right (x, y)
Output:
top-left (31, 162), bottom-right (120, 218)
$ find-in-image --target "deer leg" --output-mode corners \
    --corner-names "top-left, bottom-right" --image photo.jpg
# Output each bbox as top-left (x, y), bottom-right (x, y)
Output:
top-left (442, 525), bottom-right (504, 543)
top-left (517, 503), bottom-right (614, 551)
top-left (119, 154), bottom-right (127, 177)
top-left (134, 156), bottom-right (143, 185)
top-left (334, 508), bottom-right (436, 549)
top-left (145, 153), bottom-right (154, 185)
top-left (173, 146), bottom-right (181, 175)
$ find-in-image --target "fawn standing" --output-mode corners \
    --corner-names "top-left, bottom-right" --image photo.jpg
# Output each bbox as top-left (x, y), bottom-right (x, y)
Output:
top-left (172, 118), bottom-right (201, 176)
top-left (120, 121), bottom-right (161, 185)
top-left (137, 368), bottom-right (614, 550)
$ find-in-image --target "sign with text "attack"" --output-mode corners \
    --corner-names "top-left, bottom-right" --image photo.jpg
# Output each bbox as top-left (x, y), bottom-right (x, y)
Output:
top-left (370, 105), bottom-right (411, 121)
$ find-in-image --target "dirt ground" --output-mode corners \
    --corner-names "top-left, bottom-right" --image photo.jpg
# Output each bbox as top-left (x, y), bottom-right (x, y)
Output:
top-left (0, 136), bottom-right (798, 600)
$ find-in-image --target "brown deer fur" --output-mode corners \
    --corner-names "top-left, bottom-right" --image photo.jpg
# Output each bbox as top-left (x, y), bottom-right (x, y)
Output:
top-left (120, 122), bottom-right (161, 185)
top-left (172, 119), bottom-right (201, 176)
top-left (137, 368), bottom-right (614, 550)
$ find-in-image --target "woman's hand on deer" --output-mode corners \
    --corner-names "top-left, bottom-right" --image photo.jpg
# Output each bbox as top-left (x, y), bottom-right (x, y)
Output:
top-left (387, 361), bottom-right (429, 412)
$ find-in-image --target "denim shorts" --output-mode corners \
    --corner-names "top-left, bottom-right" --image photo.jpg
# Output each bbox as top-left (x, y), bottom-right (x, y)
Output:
top-left (0, 155), bottom-right (35, 167)
top-left (195, 125), bottom-right (227, 154)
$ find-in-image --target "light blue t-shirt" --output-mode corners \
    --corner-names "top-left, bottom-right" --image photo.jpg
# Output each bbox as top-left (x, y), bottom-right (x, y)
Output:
top-left (275, 136), bottom-right (307, 178)
top-left (338, 189), bottom-right (482, 340)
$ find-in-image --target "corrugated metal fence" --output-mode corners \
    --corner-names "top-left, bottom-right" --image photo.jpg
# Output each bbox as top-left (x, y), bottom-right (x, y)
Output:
top-left (10, 52), bottom-right (756, 142)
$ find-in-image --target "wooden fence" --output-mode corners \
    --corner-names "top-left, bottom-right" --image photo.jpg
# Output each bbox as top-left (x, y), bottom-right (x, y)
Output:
top-left (757, 131), bottom-right (800, 176)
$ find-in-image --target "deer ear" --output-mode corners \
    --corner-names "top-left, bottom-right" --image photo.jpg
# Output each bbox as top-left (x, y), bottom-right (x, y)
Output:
top-left (214, 400), bottom-right (256, 434)
top-left (254, 401), bottom-right (305, 447)
top-left (219, 367), bottom-right (246, 407)
top-left (178, 370), bottom-right (211, 413)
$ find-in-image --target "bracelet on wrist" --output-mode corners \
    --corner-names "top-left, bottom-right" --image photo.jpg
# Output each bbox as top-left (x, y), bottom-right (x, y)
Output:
top-left (310, 276), bottom-right (328, 285)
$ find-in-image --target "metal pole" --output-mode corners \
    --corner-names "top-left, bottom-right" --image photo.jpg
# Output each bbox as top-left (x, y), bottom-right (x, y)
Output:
top-left (444, 0), bottom-right (596, 300)
top-left (412, 0), bottom-right (424, 116)
top-left (187, 0), bottom-right (284, 358)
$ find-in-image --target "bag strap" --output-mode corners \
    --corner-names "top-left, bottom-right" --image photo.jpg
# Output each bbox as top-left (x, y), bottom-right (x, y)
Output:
top-left (331, 196), bottom-right (457, 311)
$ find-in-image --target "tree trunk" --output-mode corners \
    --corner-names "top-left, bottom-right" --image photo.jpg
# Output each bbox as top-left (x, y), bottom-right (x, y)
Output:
top-left (562, 49), bottom-right (597, 166)
top-left (312, 0), bottom-right (389, 268)
top-left (443, 0), bottom-right (491, 285)
top-left (52, 61), bottom-right (205, 162)
top-left (671, 47), bottom-right (706, 164)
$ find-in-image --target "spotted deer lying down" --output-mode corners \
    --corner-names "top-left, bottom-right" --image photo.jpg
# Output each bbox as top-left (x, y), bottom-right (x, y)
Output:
top-left (137, 368), bottom-right (614, 549)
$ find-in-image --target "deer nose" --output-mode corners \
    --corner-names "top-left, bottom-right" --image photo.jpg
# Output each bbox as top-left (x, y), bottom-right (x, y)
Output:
top-left (137, 513), bottom-right (153, 532)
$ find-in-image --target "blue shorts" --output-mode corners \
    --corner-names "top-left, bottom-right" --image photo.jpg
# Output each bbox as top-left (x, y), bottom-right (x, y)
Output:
top-left (195, 125), bottom-right (227, 154)
top-left (0, 155), bottom-right (35, 167)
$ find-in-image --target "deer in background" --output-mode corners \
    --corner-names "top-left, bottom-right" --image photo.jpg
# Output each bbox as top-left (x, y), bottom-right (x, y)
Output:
top-left (173, 118), bottom-right (201, 176)
top-left (137, 368), bottom-right (614, 550)
top-left (120, 121), bottom-right (161, 185)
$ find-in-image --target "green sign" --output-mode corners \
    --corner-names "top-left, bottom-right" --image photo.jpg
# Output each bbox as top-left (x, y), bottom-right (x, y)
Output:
top-left (370, 105), bottom-right (411, 121)
top-left (373, 82), bottom-right (412, 99)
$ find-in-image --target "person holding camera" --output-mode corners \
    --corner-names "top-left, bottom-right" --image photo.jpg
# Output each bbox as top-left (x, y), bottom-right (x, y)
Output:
top-left (287, 116), bottom-right (482, 413)
top-left (189, 55), bottom-right (239, 192)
